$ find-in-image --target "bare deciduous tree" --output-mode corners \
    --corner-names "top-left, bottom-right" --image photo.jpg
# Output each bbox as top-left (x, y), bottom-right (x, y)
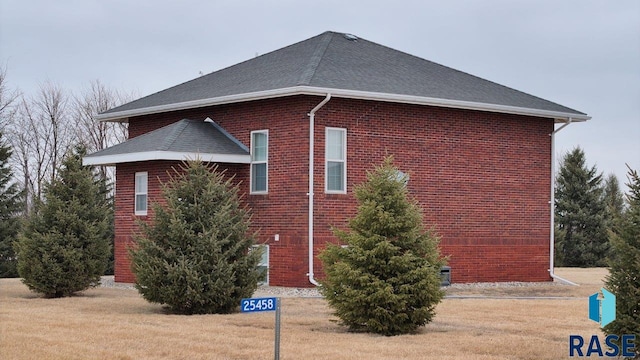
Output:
top-left (9, 130), bottom-right (31, 213)
top-left (6, 81), bottom-right (72, 212)
top-left (33, 81), bottom-right (71, 183)
top-left (0, 65), bottom-right (21, 132)
top-left (73, 79), bottom-right (132, 182)
top-left (73, 79), bottom-right (129, 153)
top-left (4, 70), bottom-right (133, 213)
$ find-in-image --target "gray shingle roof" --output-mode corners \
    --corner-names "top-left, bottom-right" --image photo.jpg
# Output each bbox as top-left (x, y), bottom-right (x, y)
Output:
top-left (83, 119), bottom-right (249, 165)
top-left (99, 31), bottom-right (587, 122)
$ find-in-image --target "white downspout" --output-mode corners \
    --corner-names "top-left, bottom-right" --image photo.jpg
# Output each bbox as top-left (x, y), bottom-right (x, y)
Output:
top-left (549, 118), bottom-right (578, 286)
top-left (308, 94), bottom-right (332, 286)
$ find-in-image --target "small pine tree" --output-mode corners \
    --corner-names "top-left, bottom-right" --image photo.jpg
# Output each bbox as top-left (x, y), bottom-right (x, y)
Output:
top-left (319, 156), bottom-right (446, 336)
top-left (555, 147), bottom-right (609, 267)
top-left (602, 173), bottom-right (625, 233)
top-left (603, 165), bottom-right (640, 356)
top-left (0, 132), bottom-right (24, 278)
top-left (13, 145), bottom-right (111, 297)
top-left (130, 160), bottom-right (262, 315)
top-left (96, 174), bottom-right (115, 275)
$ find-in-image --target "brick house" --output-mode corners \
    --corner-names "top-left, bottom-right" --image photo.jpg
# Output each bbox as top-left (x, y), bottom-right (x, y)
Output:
top-left (84, 31), bottom-right (589, 287)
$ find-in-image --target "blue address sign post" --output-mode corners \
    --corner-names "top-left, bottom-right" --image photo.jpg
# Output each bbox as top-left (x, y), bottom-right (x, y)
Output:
top-left (240, 297), bottom-right (281, 360)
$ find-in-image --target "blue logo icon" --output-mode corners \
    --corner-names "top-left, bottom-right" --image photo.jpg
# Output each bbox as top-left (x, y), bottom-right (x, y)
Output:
top-left (588, 288), bottom-right (616, 327)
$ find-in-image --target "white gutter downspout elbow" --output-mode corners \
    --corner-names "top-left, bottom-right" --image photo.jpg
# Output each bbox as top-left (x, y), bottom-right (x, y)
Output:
top-left (549, 118), bottom-right (578, 286)
top-left (307, 94), bottom-right (332, 286)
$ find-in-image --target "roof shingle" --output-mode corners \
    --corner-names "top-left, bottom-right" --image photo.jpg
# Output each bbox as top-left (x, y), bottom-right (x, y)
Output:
top-left (100, 31), bottom-right (587, 121)
top-left (83, 118), bottom-right (249, 165)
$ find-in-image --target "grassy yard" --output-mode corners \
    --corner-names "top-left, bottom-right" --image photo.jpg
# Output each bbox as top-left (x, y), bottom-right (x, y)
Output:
top-left (0, 268), bottom-right (608, 359)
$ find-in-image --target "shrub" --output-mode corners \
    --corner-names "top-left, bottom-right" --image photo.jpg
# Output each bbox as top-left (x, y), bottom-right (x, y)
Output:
top-left (0, 131), bottom-right (24, 278)
top-left (319, 156), bottom-right (446, 336)
top-left (13, 145), bottom-right (111, 297)
top-left (130, 160), bottom-right (262, 314)
top-left (603, 165), bottom-right (640, 356)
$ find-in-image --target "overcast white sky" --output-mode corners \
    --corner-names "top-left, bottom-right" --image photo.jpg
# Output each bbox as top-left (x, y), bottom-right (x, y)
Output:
top-left (1, 0), bottom-right (638, 188)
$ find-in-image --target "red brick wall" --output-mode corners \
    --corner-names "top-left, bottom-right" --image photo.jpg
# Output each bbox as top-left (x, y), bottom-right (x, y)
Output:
top-left (117, 97), bottom-right (317, 286)
top-left (114, 95), bottom-right (553, 286)
top-left (313, 98), bottom-right (553, 283)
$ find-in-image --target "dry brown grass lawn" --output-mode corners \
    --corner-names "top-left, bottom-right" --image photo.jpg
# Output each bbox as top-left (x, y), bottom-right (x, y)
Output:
top-left (444, 267), bottom-right (609, 298)
top-left (0, 268), bottom-right (607, 360)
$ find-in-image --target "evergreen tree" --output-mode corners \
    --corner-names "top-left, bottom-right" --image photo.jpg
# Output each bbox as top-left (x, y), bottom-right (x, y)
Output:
top-left (319, 156), bottom-right (446, 336)
top-left (13, 145), bottom-right (111, 297)
top-left (130, 160), bottom-right (262, 315)
top-left (554, 147), bottom-right (609, 267)
top-left (602, 173), bottom-right (625, 233)
top-left (0, 132), bottom-right (24, 277)
top-left (603, 165), bottom-right (640, 357)
top-left (96, 173), bottom-right (115, 275)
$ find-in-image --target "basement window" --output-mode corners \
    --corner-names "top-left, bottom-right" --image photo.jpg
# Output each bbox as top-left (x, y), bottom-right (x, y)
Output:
top-left (134, 172), bottom-right (148, 216)
top-left (250, 130), bottom-right (268, 194)
top-left (251, 245), bottom-right (269, 285)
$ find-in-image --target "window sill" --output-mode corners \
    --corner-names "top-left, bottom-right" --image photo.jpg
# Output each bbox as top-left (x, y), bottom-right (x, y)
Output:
top-left (324, 193), bottom-right (348, 200)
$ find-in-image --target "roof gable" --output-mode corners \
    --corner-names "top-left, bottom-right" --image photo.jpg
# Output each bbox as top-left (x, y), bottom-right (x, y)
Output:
top-left (99, 31), bottom-right (588, 122)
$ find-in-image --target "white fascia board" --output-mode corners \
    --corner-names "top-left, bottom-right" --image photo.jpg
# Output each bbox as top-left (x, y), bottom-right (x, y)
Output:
top-left (95, 87), bottom-right (301, 122)
top-left (82, 151), bottom-right (250, 166)
top-left (96, 85), bottom-right (590, 123)
top-left (300, 87), bottom-right (591, 123)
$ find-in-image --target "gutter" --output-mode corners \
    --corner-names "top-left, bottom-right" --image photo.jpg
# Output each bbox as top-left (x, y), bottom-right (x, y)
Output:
top-left (549, 118), bottom-right (579, 286)
top-left (96, 86), bottom-right (591, 124)
top-left (307, 94), bottom-right (332, 286)
top-left (82, 151), bottom-right (250, 166)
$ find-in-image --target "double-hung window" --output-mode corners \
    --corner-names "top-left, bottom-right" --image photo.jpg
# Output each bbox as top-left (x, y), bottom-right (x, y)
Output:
top-left (325, 127), bottom-right (346, 193)
top-left (134, 172), bottom-right (148, 215)
top-left (251, 130), bottom-right (268, 193)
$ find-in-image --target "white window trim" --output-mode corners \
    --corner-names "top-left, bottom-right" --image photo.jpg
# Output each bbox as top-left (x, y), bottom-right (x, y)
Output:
top-left (134, 171), bottom-right (148, 216)
top-left (250, 130), bottom-right (269, 194)
top-left (325, 127), bottom-right (347, 194)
